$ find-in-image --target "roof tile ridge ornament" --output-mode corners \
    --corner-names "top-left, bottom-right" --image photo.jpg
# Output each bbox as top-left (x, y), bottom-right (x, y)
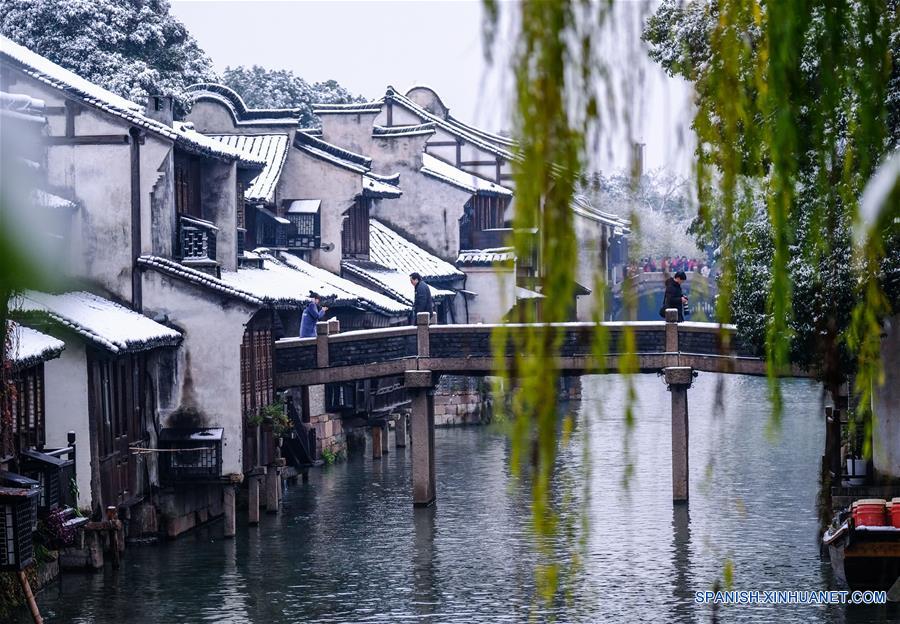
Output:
top-left (294, 130), bottom-right (373, 168)
top-left (184, 82), bottom-right (302, 121)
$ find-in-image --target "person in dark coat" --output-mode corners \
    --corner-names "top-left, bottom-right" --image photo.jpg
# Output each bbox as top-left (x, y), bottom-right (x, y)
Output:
top-left (409, 272), bottom-right (434, 324)
top-left (299, 292), bottom-right (328, 338)
top-left (662, 271), bottom-right (688, 321)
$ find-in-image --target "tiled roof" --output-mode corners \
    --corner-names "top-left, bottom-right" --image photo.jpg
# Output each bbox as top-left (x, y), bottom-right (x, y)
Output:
top-left (0, 37), bottom-right (262, 164)
top-left (314, 101), bottom-right (384, 115)
top-left (362, 174), bottom-right (402, 198)
top-left (420, 153), bottom-right (512, 197)
top-left (293, 130), bottom-right (372, 173)
top-left (369, 219), bottom-right (463, 281)
top-left (384, 87), bottom-right (521, 162)
top-left (173, 122), bottom-right (265, 169)
top-left (456, 248), bottom-right (517, 266)
top-left (515, 286), bottom-right (544, 300)
top-left (6, 321), bottom-right (64, 370)
top-left (342, 259), bottom-right (455, 306)
top-left (571, 194), bottom-right (631, 232)
top-left (372, 123), bottom-right (436, 138)
top-left (138, 254), bottom-right (408, 316)
top-left (32, 189), bottom-right (77, 211)
top-left (185, 83), bottom-right (301, 125)
top-left (207, 134), bottom-right (290, 202)
top-left (13, 291), bottom-right (181, 354)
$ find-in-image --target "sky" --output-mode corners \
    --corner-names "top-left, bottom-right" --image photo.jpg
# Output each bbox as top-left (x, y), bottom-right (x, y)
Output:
top-left (171, 0), bottom-right (694, 177)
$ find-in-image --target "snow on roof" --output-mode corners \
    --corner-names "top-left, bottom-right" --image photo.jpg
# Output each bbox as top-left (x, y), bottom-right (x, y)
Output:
top-left (342, 259), bottom-right (455, 306)
top-left (287, 200), bottom-right (321, 214)
top-left (207, 134), bottom-right (289, 202)
top-left (6, 321), bottom-right (64, 369)
top-left (314, 101), bottom-right (384, 115)
top-left (14, 291), bottom-right (181, 354)
top-left (294, 130), bottom-right (372, 173)
top-left (185, 83), bottom-right (301, 125)
top-left (420, 153), bottom-right (512, 197)
top-left (173, 123), bottom-right (266, 169)
top-left (369, 219), bottom-right (463, 281)
top-left (362, 174), bottom-right (402, 198)
top-left (138, 254), bottom-right (408, 315)
top-left (384, 87), bottom-right (521, 162)
top-left (272, 252), bottom-right (409, 314)
top-left (515, 286), bottom-right (544, 300)
top-left (0, 90), bottom-right (46, 124)
top-left (372, 123), bottom-right (436, 138)
top-left (32, 189), bottom-right (76, 211)
top-left (258, 206), bottom-right (291, 225)
top-left (456, 248), bottom-right (517, 266)
top-left (0, 37), bottom-right (265, 165)
top-left (571, 194), bottom-right (631, 232)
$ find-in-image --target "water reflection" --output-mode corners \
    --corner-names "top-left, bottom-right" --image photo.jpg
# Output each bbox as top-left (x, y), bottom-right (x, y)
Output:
top-left (671, 505), bottom-right (693, 623)
top-left (15, 374), bottom-right (900, 623)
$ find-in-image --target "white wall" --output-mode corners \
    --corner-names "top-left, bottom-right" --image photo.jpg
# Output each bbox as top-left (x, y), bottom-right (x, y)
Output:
top-left (462, 265), bottom-right (516, 324)
top-left (142, 270), bottom-right (259, 476)
top-left (43, 341), bottom-right (92, 509)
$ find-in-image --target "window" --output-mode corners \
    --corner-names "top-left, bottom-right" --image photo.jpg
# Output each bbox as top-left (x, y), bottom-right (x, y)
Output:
top-left (472, 195), bottom-right (507, 231)
top-left (236, 180), bottom-right (246, 230)
top-left (174, 153), bottom-right (201, 218)
top-left (341, 198), bottom-right (370, 259)
top-left (284, 200), bottom-right (321, 249)
top-left (240, 312), bottom-right (275, 472)
top-left (6, 365), bottom-right (45, 456)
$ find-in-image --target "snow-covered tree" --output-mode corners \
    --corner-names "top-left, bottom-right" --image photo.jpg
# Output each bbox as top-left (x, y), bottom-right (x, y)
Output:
top-left (221, 65), bottom-right (365, 127)
top-left (643, 0), bottom-right (900, 387)
top-left (582, 170), bottom-right (704, 261)
top-left (0, 0), bottom-right (216, 108)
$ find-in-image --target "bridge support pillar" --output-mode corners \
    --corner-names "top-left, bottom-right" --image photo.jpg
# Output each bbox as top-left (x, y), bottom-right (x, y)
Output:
top-left (266, 466), bottom-right (280, 514)
top-left (664, 367), bottom-right (695, 503)
top-left (381, 421), bottom-right (390, 455)
top-left (406, 370), bottom-right (436, 507)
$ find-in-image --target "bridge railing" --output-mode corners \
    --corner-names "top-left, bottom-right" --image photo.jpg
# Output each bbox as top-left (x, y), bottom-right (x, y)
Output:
top-left (274, 311), bottom-right (769, 387)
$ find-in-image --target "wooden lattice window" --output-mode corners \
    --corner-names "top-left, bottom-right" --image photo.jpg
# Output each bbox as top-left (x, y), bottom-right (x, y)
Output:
top-left (236, 179), bottom-right (246, 230)
top-left (472, 195), bottom-right (507, 231)
top-left (341, 198), bottom-right (370, 258)
top-left (240, 314), bottom-right (274, 419)
top-left (8, 365), bottom-right (45, 455)
top-left (174, 153), bottom-right (201, 218)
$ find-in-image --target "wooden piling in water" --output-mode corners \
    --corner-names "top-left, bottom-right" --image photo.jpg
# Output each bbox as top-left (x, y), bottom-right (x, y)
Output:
top-left (372, 425), bottom-right (383, 459)
top-left (406, 370), bottom-right (436, 507)
top-left (224, 485), bottom-right (236, 537)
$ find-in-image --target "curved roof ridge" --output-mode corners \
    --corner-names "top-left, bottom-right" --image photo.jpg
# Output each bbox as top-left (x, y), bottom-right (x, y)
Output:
top-left (185, 82), bottom-right (302, 122)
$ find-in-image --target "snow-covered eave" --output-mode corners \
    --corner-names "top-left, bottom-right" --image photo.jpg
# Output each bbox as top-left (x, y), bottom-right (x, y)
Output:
top-left (420, 164), bottom-right (513, 197)
top-left (571, 203), bottom-right (630, 231)
top-left (6, 322), bottom-right (65, 370)
top-left (138, 255), bottom-right (266, 306)
top-left (361, 174), bottom-right (402, 198)
top-left (314, 100), bottom-right (384, 115)
top-left (372, 123), bottom-right (436, 138)
top-left (13, 293), bottom-right (182, 355)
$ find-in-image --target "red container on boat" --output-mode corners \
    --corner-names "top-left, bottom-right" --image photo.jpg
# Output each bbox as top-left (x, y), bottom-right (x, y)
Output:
top-left (854, 499), bottom-right (888, 527)
top-left (891, 498), bottom-right (900, 528)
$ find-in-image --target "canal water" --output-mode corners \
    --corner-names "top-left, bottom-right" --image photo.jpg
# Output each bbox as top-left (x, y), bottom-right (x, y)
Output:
top-left (16, 374), bottom-right (899, 623)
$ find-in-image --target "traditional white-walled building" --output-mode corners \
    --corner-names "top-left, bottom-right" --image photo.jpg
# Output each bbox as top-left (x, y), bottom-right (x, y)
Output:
top-left (0, 37), bottom-right (412, 537)
top-left (316, 85), bottom-right (631, 321)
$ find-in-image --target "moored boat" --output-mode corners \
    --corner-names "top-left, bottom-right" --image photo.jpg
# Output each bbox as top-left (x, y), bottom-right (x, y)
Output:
top-left (824, 498), bottom-right (900, 592)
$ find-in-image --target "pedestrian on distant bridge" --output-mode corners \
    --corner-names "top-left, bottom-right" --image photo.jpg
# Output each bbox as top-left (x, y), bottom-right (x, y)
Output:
top-left (300, 292), bottom-right (328, 338)
top-left (410, 272), bottom-right (434, 324)
top-left (662, 271), bottom-right (688, 322)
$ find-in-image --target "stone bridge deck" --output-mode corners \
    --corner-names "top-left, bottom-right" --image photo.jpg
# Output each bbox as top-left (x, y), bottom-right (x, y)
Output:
top-left (275, 313), bottom-right (773, 389)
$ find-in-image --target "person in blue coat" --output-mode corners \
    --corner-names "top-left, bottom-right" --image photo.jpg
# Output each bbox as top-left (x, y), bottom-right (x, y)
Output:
top-left (299, 293), bottom-right (328, 337)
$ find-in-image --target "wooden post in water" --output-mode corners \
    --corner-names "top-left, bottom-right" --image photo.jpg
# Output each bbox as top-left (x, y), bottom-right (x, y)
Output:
top-left (248, 468), bottom-right (264, 525)
top-left (265, 468), bottom-right (279, 514)
top-left (664, 366), bottom-right (694, 503)
top-left (18, 570), bottom-right (42, 624)
top-left (395, 412), bottom-right (407, 448)
top-left (372, 424), bottom-right (383, 459)
top-left (381, 421), bottom-right (390, 455)
top-left (406, 370), bottom-right (436, 507)
top-left (223, 484), bottom-right (236, 537)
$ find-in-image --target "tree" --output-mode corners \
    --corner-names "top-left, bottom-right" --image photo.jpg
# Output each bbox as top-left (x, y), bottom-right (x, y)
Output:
top-left (221, 65), bottom-right (365, 127)
top-left (0, 0), bottom-right (216, 107)
top-left (643, 0), bottom-right (899, 398)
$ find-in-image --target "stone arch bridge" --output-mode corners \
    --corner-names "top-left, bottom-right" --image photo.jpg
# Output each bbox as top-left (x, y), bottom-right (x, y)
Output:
top-left (275, 311), bottom-right (803, 507)
top-left (610, 271), bottom-right (716, 321)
